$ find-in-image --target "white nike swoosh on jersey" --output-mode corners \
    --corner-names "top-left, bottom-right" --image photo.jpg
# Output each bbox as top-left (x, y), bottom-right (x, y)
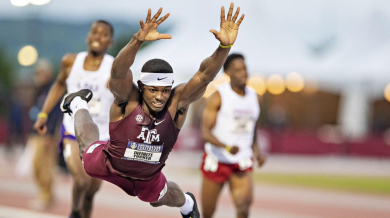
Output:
top-left (154, 119), bottom-right (166, 125)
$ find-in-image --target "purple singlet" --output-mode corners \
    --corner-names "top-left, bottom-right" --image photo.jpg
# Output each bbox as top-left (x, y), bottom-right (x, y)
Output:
top-left (103, 104), bottom-right (180, 180)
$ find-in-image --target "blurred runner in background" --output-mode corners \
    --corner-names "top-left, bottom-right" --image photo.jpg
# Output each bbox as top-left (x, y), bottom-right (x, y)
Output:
top-left (200, 53), bottom-right (266, 218)
top-left (34, 20), bottom-right (115, 218)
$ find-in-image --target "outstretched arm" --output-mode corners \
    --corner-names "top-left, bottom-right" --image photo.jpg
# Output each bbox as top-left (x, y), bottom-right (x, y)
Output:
top-left (110, 8), bottom-right (171, 101)
top-left (177, 3), bottom-right (245, 108)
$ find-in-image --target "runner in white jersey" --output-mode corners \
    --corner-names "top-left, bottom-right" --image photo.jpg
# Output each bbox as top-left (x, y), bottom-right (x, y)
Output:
top-left (34, 20), bottom-right (114, 218)
top-left (200, 53), bottom-right (266, 218)
top-left (62, 51), bottom-right (113, 141)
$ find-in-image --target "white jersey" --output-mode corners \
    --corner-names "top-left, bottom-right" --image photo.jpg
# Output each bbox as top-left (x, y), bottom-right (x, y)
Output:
top-left (62, 52), bottom-right (114, 140)
top-left (205, 83), bottom-right (260, 164)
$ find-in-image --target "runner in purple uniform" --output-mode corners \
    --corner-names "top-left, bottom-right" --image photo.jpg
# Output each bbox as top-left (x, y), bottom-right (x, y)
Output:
top-left (59, 3), bottom-right (245, 217)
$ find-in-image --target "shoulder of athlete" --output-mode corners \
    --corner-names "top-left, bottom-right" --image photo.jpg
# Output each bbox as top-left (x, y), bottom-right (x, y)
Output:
top-left (168, 84), bottom-right (184, 104)
top-left (111, 85), bottom-right (139, 115)
top-left (60, 53), bottom-right (77, 76)
top-left (61, 53), bottom-right (77, 68)
top-left (165, 85), bottom-right (187, 117)
top-left (53, 53), bottom-right (76, 85)
top-left (206, 90), bottom-right (221, 108)
top-left (209, 90), bottom-right (221, 100)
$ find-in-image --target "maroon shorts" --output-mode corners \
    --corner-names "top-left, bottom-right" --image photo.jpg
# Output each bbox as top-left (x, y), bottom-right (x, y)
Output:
top-left (200, 153), bottom-right (252, 183)
top-left (82, 141), bottom-right (168, 203)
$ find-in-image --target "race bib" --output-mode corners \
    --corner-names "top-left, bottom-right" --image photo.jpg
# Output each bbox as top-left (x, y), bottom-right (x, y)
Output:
top-left (88, 98), bottom-right (101, 115)
top-left (231, 115), bottom-right (255, 133)
top-left (123, 141), bottom-right (163, 165)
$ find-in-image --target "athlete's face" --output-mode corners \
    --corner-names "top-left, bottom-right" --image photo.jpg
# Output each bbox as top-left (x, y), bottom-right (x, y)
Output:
top-left (86, 22), bottom-right (113, 53)
top-left (226, 58), bottom-right (247, 88)
top-left (141, 85), bottom-right (172, 113)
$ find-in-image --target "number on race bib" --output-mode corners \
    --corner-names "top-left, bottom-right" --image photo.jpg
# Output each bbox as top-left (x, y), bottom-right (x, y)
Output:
top-left (123, 141), bottom-right (164, 165)
top-left (231, 115), bottom-right (255, 133)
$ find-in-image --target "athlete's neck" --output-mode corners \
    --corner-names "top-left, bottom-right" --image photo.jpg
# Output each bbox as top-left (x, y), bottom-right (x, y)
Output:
top-left (85, 52), bottom-right (105, 66)
top-left (88, 50), bottom-right (106, 59)
top-left (230, 83), bottom-right (246, 96)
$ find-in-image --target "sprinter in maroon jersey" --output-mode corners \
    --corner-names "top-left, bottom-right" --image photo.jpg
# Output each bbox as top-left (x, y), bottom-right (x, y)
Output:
top-left (59, 3), bottom-right (244, 218)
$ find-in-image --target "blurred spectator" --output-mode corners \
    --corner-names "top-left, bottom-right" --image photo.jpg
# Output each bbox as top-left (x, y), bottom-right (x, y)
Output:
top-left (5, 87), bottom-right (25, 149)
top-left (24, 59), bottom-right (62, 210)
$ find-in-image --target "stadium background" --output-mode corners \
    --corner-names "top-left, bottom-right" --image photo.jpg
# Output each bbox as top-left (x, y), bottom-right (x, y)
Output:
top-left (0, 0), bottom-right (389, 217)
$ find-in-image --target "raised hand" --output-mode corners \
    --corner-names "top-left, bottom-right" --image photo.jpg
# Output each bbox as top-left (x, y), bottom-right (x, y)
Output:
top-left (210, 2), bottom-right (245, 46)
top-left (136, 7), bottom-right (172, 42)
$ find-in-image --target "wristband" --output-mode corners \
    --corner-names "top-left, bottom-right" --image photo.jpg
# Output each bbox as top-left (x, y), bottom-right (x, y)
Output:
top-left (225, 145), bottom-right (232, 152)
top-left (219, 44), bottom-right (233, 49)
top-left (38, 112), bottom-right (48, 119)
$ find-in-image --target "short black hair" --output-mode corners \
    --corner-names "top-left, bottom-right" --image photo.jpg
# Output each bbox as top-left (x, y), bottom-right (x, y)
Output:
top-left (94, 20), bottom-right (114, 38)
top-left (223, 53), bottom-right (245, 72)
top-left (141, 59), bottom-right (173, 73)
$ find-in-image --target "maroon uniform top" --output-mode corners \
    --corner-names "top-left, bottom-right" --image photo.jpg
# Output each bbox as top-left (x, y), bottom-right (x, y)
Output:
top-left (103, 104), bottom-right (180, 180)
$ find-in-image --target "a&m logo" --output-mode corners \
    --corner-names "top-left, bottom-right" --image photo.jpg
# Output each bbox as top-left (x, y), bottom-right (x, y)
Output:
top-left (137, 126), bottom-right (160, 144)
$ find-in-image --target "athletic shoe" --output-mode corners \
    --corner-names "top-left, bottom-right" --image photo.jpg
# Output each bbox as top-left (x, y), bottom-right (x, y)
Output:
top-left (181, 192), bottom-right (200, 218)
top-left (60, 89), bottom-right (93, 115)
top-left (69, 211), bottom-right (81, 218)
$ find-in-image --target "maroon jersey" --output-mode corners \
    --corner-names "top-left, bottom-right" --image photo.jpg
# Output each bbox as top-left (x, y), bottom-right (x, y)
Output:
top-left (103, 104), bottom-right (180, 180)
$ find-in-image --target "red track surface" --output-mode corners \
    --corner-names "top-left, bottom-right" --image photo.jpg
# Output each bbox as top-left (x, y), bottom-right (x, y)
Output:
top-left (1, 149), bottom-right (390, 218)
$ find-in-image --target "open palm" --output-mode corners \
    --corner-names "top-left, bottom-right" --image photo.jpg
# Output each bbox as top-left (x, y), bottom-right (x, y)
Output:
top-left (136, 8), bottom-right (171, 42)
top-left (210, 3), bottom-right (245, 46)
